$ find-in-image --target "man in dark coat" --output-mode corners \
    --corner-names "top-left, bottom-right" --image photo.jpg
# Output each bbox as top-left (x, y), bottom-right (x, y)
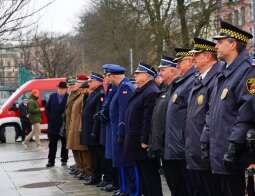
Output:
top-left (163, 48), bottom-right (196, 196)
top-left (200, 20), bottom-right (255, 196)
top-left (18, 98), bottom-right (31, 141)
top-left (46, 81), bottom-right (68, 167)
top-left (81, 72), bottom-right (105, 185)
top-left (185, 38), bottom-right (224, 196)
top-left (124, 63), bottom-right (162, 196)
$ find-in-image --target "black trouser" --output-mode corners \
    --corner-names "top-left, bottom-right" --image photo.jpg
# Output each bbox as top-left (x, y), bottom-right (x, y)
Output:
top-left (212, 173), bottom-right (245, 196)
top-left (20, 118), bottom-right (31, 141)
top-left (137, 158), bottom-right (163, 196)
top-left (88, 145), bottom-right (105, 181)
top-left (104, 159), bottom-right (119, 187)
top-left (188, 169), bottom-right (216, 196)
top-left (163, 159), bottom-right (191, 196)
top-left (48, 134), bottom-right (68, 164)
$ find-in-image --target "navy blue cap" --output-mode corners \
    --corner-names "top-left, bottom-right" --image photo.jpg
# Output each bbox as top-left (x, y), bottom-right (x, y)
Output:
top-left (102, 64), bottom-right (126, 74)
top-left (89, 72), bottom-right (104, 82)
top-left (134, 62), bottom-right (157, 77)
top-left (158, 56), bottom-right (177, 68)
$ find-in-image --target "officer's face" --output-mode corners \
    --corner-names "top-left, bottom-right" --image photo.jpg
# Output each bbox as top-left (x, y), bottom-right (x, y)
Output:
top-left (57, 87), bottom-right (67, 96)
top-left (88, 80), bottom-right (101, 90)
top-left (215, 38), bottom-right (236, 60)
top-left (177, 57), bottom-right (193, 76)
top-left (194, 52), bottom-right (209, 71)
top-left (134, 72), bottom-right (150, 88)
top-left (159, 67), bottom-right (178, 83)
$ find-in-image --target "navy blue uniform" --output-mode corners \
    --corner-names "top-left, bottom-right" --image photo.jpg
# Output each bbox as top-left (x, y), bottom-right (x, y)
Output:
top-left (201, 50), bottom-right (255, 196)
top-left (185, 62), bottom-right (223, 196)
top-left (124, 80), bottom-right (163, 196)
top-left (164, 67), bottom-right (196, 196)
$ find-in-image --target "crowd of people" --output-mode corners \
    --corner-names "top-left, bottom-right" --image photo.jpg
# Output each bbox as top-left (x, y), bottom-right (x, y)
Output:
top-left (23, 20), bottom-right (255, 196)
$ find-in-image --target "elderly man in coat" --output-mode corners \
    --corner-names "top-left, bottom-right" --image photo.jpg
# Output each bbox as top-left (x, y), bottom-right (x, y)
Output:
top-left (46, 81), bottom-right (69, 167)
top-left (123, 63), bottom-right (162, 196)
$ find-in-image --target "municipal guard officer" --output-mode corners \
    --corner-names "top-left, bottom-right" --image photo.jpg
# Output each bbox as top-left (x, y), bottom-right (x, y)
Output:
top-left (149, 56), bottom-right (179, 155)
top-left (200, 20), bottom-right (255, 196)
top-left (105, 64), bottom-right (135, 196)
top-left (185, 38), bottom-right (224, 196)
top-left (81, 72), bottom-right (105, 185)
top-left (124, 63), bottom-right (162, 196)
top-left (164, 48), bottom-right (196, 196)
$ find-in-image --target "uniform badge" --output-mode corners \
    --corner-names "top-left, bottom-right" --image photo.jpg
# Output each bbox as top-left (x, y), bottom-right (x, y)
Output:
top-left (109, 88), bottom-right (112, 92)
top-left (122, 90), bottom-right (128, 95)
top-left (197, 95), bottom-right (204, 106)
top-left (161, 95), bottom-right (166, 98)
top-left (246, 77), bottom-right (255, 95)
top-left (100, 97), bottom-right (104, 102)
top-left (220, 88), bottom-right (228, 100)
top-left (172, 93), bottom-right (178, 103)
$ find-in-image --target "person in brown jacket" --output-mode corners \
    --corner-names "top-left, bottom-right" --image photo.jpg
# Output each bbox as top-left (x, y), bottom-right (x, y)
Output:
top-left (67, 75), bottom-right (92, 179)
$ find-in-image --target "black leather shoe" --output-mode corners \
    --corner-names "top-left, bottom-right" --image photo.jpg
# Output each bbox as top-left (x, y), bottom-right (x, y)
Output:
top-left (83, 177), bottom-right (100, 185)
top-left (96, 181), bottom-right (108, 187)
top-left (46, 162), bottom-right (55, 168)
top-left (79, 175), bottom-right (90, 181)
top-left (61, 162), bottom-right (67, 166)
top-left (102, 184), bottom-right (118, 192)
top-left (69, 170), bottom-right (80, 175)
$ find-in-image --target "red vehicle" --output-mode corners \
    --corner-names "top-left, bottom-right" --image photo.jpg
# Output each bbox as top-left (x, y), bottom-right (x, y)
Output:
top-left (0, 78), bottom-right (66, 142)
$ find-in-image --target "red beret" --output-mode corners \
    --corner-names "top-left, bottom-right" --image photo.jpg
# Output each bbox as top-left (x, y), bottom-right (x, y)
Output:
top-left (76, 74), bottom-right (88, 82)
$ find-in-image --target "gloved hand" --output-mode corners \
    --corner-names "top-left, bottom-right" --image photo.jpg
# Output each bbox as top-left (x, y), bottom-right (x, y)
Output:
top-left (201, 143), bottom-right (209, 160)
top-left (90, 132), bottom-right (97, 140)
top-left (117, 136), bottom-right (124, 144)
top-left (223, 142), bottom-right (244, 171)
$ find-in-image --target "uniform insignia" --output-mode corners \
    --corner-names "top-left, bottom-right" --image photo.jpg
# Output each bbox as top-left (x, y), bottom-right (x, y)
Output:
top-left (220, 88), bottom-right (228, 100)
top-left (197, 95), bottom-right (204, 106)
top-left (161, 95), bottom-right (166, 98)
top-left (246, 77), bottom-right (255, 95)
top-left (172, 93), bottom-right (178, 103)
top-left (122, 90), bottom-right (128, 95)
top-left (100, 97), bottom-right (104, 102)
top-left (109, 88), bottom-right (112, 92)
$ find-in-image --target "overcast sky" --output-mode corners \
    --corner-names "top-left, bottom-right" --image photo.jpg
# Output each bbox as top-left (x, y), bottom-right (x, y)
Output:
top-left (34, 0), bottom-right (91, 34)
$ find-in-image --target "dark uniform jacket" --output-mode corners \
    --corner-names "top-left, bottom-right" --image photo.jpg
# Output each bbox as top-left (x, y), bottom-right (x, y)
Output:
top-left (164, 67), bottom-right (196, 160)
top-left (123, 80), bottom-right (160, 161)
top-left (46, 93), bottom-right (68, 136)
top-left (149, 83), bottom-right (173, 153)
top-left (81, 86), bottom-right (104, 146)
top-left (185, 62), bottom-right (223, 170)
top-left (201, 50), bottom-right (255, 174)
top-left (109, 77), bottom-right (134, 166)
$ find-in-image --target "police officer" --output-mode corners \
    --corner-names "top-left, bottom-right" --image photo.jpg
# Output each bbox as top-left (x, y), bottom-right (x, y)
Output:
top-left (149, 56), bottom-right (179, 156)
top-left (164, 48), bottom-right (196, 196)
top-left (104, 64), bottom-right (135, 196)
top-left (185, 38), bottom-right (224, 196)
top-left (81, 72), bottom-right (105, 185)
top-left (124, 63), bottom-right (162, 196)
top-left (200, 20), bottom-right (255, 196)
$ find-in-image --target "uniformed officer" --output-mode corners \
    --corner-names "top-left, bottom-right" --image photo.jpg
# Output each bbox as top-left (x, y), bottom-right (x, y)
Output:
top-left (163, 48), bottom-right (196, 196)
top-left (185, 38), bottom-right (224, 196)
top-left (81, 72), bottom-right (105, 185)
top-left (149, 56), bottom-right (179, 156)
top-left (200, 20), bottom-right (255, 196)
top-left (104, 64), bottom-right (135, 196)
top-left (123, 63), bottom-right (162, 196)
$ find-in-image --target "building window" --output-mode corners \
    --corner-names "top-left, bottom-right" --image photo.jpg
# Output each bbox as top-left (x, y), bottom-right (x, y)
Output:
top-left (240, 7), bottom-right (245, 26)
top-left (234, 10), bottom-right (239, 26)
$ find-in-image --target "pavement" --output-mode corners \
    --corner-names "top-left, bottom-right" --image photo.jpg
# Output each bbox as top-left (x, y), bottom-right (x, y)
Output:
top-left (0, 135), bottom-right (171, 196)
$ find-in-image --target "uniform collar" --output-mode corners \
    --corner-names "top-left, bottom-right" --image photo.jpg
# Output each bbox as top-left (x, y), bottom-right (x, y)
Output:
top-left (223, 50), bottom-right (250, 78)
top-left (201, 61), bottom-right (224, 86)
top-left (135, 80), bottom-right (154, 93)
top-left (175, 66), bottom-right (196, 84)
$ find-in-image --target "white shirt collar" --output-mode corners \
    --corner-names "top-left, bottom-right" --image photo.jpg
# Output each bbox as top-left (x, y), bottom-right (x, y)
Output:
top-left (200, 67), bottom-right (212, 80)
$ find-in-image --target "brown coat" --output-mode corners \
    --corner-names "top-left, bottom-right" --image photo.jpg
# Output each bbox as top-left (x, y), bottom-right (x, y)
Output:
top-left (66, 94), bottom-right (87, 151)
top-left (65, 90), bottom-right (80, 137)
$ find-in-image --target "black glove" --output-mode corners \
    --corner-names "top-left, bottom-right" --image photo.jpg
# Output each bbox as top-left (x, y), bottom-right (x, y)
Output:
top-left (147, 148), bottom-right (161, 159)
top-left (117, 136), bottom-right (124, 144)
top-left (223, 142), bottom-right (244, 171)
top-left (201, 143), bottom-right (209, 160)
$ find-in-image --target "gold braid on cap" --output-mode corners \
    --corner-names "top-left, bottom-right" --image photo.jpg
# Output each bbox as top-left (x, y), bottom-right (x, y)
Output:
top-left (194, 44), bottom-right (216, 52)
top-left (221, 28), bottom-right (249, 42)
top-left (176, 51), bottom-right (194, 57)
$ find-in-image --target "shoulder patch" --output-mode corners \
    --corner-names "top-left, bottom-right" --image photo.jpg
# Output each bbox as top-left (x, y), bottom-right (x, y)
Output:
top-left (247, 77), bottom-right (255, 95)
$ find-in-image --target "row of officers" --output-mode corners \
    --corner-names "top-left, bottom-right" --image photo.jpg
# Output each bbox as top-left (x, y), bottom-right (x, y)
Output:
top-left (47, 20), bottom-right (255, 196)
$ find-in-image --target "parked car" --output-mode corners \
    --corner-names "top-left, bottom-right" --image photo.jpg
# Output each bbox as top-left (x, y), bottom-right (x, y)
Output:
top-left (0, 78), bottom-right (66, 142)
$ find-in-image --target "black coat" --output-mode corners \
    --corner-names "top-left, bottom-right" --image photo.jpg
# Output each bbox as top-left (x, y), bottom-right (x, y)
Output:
top-left (81, 86), bottom-right (104, 146)
top-left (185, 62), bottom-right (224, 170)
top-left (164, 67), bottom-right (196, 160)
top-left (46, 93), bottom-right (68, 136)
top-left (123, 80), bottom-right (160, 161)
top-left (201, 50), bottom-right (255, 174)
